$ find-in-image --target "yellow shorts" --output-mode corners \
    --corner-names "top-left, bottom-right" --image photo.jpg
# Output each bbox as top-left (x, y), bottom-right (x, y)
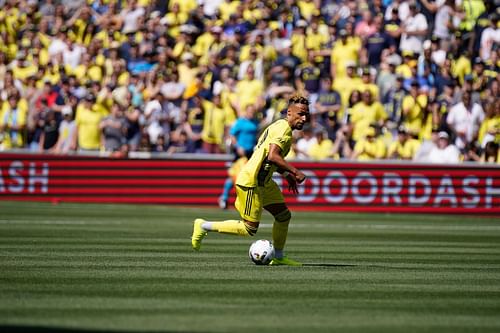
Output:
top-left (234, 180), bottom-right (284, 223)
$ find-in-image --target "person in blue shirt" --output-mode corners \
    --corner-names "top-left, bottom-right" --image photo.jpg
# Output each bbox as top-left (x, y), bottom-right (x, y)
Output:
top-left (218, 105), bottom-right (259, 209)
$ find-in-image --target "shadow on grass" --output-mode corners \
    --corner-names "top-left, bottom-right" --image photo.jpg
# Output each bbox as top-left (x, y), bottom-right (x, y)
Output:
top-left (302, 263), bottom-right (359, 267)
top-left (302, 263), bottom-right (418, 270)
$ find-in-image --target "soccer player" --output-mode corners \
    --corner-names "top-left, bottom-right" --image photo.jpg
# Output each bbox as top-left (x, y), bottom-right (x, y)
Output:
top-left (191, 95), bottom-right (310, 266)
top-left (218, 105), bottom-right (259, 209)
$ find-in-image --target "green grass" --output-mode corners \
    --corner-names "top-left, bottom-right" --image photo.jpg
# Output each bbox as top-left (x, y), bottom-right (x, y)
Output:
top-left (1, 201), bottom-right (500, 333)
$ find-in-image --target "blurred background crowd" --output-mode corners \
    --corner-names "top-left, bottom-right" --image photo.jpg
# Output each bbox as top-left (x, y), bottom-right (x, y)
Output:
top-left (0, 0), bottom-right (498, 163)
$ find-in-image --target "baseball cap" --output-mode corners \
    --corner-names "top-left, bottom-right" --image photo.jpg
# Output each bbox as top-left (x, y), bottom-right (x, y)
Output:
top-left (296, 20), bottom-right (307, 28)
top-left (62, 105), bottom-right (73, 116)
top-left (438, 131), bottom-right (449, 139)
top-left (181, 52), bottom-right (194, 61)
top-left (345, 60), bottom-right (356, 68)
top-left (387, 54), bottom-right (402, 66)
top-left (397, 126), bottom-right (408, 134)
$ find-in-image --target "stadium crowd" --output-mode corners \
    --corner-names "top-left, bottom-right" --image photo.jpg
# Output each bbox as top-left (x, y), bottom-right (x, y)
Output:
top-left (0, 0), bottom-right (498, 163)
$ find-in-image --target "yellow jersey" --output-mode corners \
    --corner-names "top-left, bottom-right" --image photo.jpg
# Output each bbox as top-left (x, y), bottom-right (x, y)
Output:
top-left (330, 38), bottom-right (361, 78)
top-left (0, 99), bottom-right (28, 148)
top-left (388, 138), bottom-right (421, 159)
top-left (75, 105), bottom-right (103, 150)
top-left (236, 119), bottom-right (292, 187)
top-left (235, 78), bottom-right (264, 111)
top-left (201, 100), bottom-right (227, 145)
top-left (350, 101), bottom-right (387, 142)
top-left (402, 94), bottom-right (427, 135)
top-left (353, 137), bottom-right (386, 161)
top-left (308, 139), bottom-right (335, 160)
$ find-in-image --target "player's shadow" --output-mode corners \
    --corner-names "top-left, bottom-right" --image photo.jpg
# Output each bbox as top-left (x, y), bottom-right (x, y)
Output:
top-left (302, 263), bottom-right (414, 270)
top-left (302, 263), bottom-right (358, 267)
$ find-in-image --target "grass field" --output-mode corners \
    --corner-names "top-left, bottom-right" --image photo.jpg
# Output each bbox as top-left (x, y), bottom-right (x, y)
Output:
top-left (1, 201), bottom-right (500, 333)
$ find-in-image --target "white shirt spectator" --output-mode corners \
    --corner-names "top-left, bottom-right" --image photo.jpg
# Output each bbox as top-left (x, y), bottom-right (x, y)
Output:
top-left (295, 133), bottom-right (317, 159)
top-left (431, 48), bottom-right (447, 66)
top-left (238, 58), bottom-right (264, 81)
top-left (55, 114), bottom-right (76, 154)
top-left (400, 12), bottom-right (428, 54)
top-left (425, 131), bottom-right (460, 163)
top-left (48, 37), bottom-right (68, 57)
top-left (413, 139), bottom-right (437, 162)
top-left (202, 0), bottom-right (224, 16)
top-left (447, 100), bottom-right (485, 150)
top-left (121, 6), bottom-right (145, 34)
top-left (63, 43), bottom-right (86, 70)
top-left (160, 81), bottom-right (185, 100)
top-left (385, 0), bottom-right (410, 22)
top-left (433, 0), bottom-right (453, 40)
top-left (480, 25), bottom-right (500, 62)
top-left (427, 143), bottom-right (461, 163)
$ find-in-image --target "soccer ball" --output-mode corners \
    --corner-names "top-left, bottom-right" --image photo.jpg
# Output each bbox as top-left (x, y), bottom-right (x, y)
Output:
top-left (248, 239), bottom-right (275, 265)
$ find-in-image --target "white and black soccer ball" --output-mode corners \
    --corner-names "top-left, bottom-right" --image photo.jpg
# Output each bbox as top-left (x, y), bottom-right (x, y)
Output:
top-left (248, 239), bottom-right (275, 265)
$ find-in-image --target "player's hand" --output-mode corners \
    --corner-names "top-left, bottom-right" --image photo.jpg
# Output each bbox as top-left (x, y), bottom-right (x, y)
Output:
top-left (285, 174), bottom-right (299, 195)
top-left (295, 170), bottom-right (306, 184)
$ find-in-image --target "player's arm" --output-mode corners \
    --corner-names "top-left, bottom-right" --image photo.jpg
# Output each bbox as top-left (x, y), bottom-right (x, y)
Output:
top-left (268, 144), bottom-right (304, 181)
top-left (268, 143), bottom-right (306, 194)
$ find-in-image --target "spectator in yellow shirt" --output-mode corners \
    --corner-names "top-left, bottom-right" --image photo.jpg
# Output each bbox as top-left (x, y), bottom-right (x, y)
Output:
top-left (235, 65), bottom-right (264, 112)
top-left (11, 52), bottom-right (38, 82)
top-left (330, 29), bottom-right (359, 79)
top-left (201, 93), bottom-right (228, 154)
top-left (74, 94), bottom-right (103, 151)
top-left (0, 90), bottom-right (28, 149)
top-left (308, 129), bottom-right (335, 160)
top-left (349, 90), bottom-right (387, 142)
top-left (401, 81), bottom-right (427, 136)
top-left (359, 67), bottom-right (379, 101)
top-left (333, 61), bottom-right (363, 112)
top-left (351, 127), bottom-right (387, 161)
top-left (177, 52), bottom-right (199, 92)
top-left (387, 126), bottom-right (421, 160)
top-left (297, 0), bottom-right (320, 22)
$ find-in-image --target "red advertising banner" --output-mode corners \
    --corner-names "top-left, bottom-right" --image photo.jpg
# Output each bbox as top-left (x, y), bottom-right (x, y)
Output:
top-left (0, 153), bottom-right (499, 215)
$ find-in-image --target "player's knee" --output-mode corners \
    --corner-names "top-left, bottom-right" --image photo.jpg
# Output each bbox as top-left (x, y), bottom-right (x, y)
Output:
top-left (275, 209), bottom-right (291, 223)
top-left (243, 221), bottom-right (259, 236)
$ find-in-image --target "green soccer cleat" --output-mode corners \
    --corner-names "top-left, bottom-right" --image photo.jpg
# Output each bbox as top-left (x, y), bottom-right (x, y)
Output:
top-left (191, 218), bottom-right (207, 251)
top-left (270, 256), bottom-right (303, 266)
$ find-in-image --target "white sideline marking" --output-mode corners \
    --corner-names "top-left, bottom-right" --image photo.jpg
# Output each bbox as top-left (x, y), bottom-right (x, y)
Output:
top-left (0, 220), bottom-right (123, 225)
top-left (261, 223), bottom-right (500, 231)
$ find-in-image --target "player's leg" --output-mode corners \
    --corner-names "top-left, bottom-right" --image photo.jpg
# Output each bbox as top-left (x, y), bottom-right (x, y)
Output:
top-left (218, 177), bottom-right (233, 209)
top-left (263, 181), bottom-right (302, 266)
top-left (219, 155), bottom-right (246, 209)
top-left (191, 185), bottom-right (261, 251)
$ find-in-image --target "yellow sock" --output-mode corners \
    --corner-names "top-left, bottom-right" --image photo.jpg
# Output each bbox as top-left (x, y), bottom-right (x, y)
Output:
top-left (272, 220), bottom-right (289, 250)
top-left (211, 220), bottom-right (257, 236)
top-left (272, 210), bottom-right (291, 250)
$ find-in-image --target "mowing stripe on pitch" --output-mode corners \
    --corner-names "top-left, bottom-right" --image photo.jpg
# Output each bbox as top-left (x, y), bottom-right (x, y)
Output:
top-left (260, 223), bottom-right (500, 231)
top-left (0, 220), bottom-right (124, 225)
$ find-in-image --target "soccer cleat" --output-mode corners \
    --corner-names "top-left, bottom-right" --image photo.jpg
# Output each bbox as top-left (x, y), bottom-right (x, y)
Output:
top-left (269, 256), bottom-right (303, 266)
top-left (191, 218), bottom-right (207, 251)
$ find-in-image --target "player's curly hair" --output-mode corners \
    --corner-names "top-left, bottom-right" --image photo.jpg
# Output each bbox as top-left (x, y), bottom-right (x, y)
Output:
top-left (288, 94), bottom-right (309, 106)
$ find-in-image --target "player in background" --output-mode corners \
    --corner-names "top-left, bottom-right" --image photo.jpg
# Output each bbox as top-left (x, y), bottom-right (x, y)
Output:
top-left (218, 105), bottom-right (259, 209)
top-left (192, 95), bottom-right (310, 266)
